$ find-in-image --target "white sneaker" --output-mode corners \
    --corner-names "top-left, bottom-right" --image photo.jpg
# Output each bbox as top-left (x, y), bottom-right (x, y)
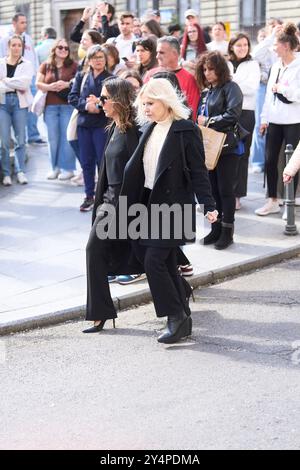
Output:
top-left (16, 172), bottom-right (28, 185)
top-left (3, 175), bottom-right (12, 186)
top-left (255, 199), bottom-right (280, 216)
top-left (70, 172), bottom-right (84, 186)
top-left (58, 171), bottom-right (74, 181)
top-left (47, 169), bottom-right (60, 180)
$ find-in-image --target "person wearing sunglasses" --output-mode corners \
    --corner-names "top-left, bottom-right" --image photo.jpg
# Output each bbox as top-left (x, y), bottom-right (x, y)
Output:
top-left (36, 38), bottom-right (77, 180)
top-left (68, 45), bottom-right (112, 211)
top-left (83, 77), bottom-right (142, 332)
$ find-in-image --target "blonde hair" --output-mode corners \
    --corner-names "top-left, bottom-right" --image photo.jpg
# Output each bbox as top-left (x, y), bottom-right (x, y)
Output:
top-left (135, 78), bottom-right (190, 125)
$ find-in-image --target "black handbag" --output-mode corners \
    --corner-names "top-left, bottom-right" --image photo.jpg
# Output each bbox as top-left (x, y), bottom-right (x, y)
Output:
top-left (54, 67), bottom-right (72, 102)
top-left (223, 122), bottom-right (249, 154)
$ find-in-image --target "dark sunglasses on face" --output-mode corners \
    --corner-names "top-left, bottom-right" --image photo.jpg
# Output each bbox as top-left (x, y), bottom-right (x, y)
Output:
top-left (99, 95), bottom-right (110, 104)
top-left (57, 45), bottom-right (69, 51)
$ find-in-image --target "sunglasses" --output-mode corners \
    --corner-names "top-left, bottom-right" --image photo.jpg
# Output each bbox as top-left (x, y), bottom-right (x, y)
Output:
top-left (99, 95), bottom-right (111, 104)
top-left (57, 45), bottom-right (69, 51)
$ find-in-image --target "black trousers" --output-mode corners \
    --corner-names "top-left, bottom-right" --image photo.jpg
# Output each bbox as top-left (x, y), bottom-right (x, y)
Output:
top-left (235, 109), bottom-right (256, 198)
top-left (131, 243), bottom-right (187, 318)
top-left (86, 220), bottom-right (118, 321)
top-left (209, 152), bottom-right (239, 224)
top-left (266, 123), bottom-right (300, 198)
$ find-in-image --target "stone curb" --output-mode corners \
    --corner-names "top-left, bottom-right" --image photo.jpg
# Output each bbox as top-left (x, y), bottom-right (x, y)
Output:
top-left (1, 245), bottom-right (300, 336)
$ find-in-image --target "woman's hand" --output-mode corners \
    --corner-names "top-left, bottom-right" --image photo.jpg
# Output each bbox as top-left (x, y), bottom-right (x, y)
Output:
top-left (86, 102), bottom-right (100, 114)
top-left (55, 80), bottom-right (70, 91)
top-left (206, 210), bottom-right (219, 224)
top-left (197, 115), bottom-right (207, 126)
top-left (272, 83), bottom-right (280, 93)
top-left (86, 94), bottom-right (99, 105)
top-left (283, 173), bottom-right (293, 184)
top-left (260, 123), bottom-right (268, 136)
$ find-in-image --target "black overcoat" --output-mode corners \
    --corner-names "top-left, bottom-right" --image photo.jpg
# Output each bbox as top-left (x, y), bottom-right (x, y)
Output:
top-left (119, 118), bottom-right (216, 247)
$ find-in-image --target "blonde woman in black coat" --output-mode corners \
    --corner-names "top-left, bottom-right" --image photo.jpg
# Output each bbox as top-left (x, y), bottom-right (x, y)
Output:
top-left (119, 78), bottom-right (218, 343)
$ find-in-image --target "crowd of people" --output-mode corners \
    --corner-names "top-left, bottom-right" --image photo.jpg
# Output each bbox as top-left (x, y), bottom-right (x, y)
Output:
top-left (1, 4), bottom-right (300, 342)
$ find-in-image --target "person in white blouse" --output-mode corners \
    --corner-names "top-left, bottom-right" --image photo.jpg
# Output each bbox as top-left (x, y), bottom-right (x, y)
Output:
top-left (228, 33), bottom-right (260, 210)
top-left (0, 34), bottom-right (33, 186)
top-left (255, 23), bottom-right (300, 216)
top-left (206, 22), bottom-right (229, 56)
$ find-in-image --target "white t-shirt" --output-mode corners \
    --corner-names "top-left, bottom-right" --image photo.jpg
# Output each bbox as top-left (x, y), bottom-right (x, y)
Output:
top-left (107, 34), bottom-right (136, 60)
top-left (207, 40), bottom-right (229, 56)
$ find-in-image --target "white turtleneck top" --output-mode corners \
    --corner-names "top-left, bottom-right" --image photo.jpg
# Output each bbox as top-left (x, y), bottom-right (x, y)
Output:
top-left (143, 117), bottom-right (173, 190)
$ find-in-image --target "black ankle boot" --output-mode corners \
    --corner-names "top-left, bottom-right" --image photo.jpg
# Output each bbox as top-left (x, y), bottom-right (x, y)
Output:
top-left (214, 222), bottom-right (234, 250)
top-left (157, 311), bottom-right (192, 344)
top-left (203, 219), bottom-right (222, 245)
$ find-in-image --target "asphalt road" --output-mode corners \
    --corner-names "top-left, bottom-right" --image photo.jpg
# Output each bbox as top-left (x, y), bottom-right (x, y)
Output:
top-left (1, 257), bottom-right (300, 450)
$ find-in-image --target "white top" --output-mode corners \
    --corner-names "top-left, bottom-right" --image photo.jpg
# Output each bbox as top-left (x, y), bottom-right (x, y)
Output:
top-left (0, 57), bottom-right (34, 108)
top-left (206, 40), bottom-right (229, 55)
top-left (106, 34), bottom-right (136, 60)
top-left (231, 59), bottom-right (260, 110)
top-left (261, 54), bottom-right (300, 125)
top-left (143, 118), bottom-right (173, 190)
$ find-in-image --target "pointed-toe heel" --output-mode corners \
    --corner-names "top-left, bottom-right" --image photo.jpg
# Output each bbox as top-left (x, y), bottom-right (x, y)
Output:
top-left (82, 318), bottom-right (116, 333)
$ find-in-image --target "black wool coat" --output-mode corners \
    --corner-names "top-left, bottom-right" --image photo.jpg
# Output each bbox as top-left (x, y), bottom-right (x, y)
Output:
top-left (119, 119), bottom-right (216, 247)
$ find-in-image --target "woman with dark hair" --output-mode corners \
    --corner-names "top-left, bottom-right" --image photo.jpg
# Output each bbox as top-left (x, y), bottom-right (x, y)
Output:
top-left (228, 33), bottom-right (260, 210)
top-left (68, 45), bottom-right (111, 211)
top-left (119, 69), bottom-right (143, 93)
top-left (141, 19), bottom-right (164, 39)
top-left (83, 78), bottom-right (142, 332)
top-left (196, 51), bottom-right (243, 249)
top-left (135, 38), bottom-right (158, 78)
top-left (256, 23), bottom-right (300, 216)
top-left (102, 43), bottom-right (127, 75)
top-left (36, 38), bottom-right (77, 180)
top-left (181, 23), bottom-right (207, 73)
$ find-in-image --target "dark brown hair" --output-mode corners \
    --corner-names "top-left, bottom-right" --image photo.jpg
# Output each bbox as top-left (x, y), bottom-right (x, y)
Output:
top-left (103, 77), bottom-right (136, 132)
top-left (135, 38), bottom-right (158, 75)
top-left (84, 29), bottom-right (104, 45)
top-left (277, 22), bottom-right (299, 51)
top-left (228, 33), bottom-right (252, 61)
top-left (195, 51), bottom-right (231, 90)
top-left (102, 43), bottom-right (120, 69)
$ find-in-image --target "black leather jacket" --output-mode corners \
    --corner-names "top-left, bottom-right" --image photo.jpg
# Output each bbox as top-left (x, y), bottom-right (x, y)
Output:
top-left (198, 81), bottom-right (243, 132)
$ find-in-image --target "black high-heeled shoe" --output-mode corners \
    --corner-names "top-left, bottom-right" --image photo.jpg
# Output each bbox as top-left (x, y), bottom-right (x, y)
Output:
top-left (82, 318), bottom-right (116, 333)
top-left (182, 277), bottom-right (195, 302)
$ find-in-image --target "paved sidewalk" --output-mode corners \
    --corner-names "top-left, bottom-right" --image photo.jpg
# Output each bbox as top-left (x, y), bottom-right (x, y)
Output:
top-left (1, 142), bottom-right (300, 335)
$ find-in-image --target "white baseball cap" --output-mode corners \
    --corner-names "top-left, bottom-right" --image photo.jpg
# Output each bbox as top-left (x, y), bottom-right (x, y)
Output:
top-left (185, 9), bottom-right (198, 18)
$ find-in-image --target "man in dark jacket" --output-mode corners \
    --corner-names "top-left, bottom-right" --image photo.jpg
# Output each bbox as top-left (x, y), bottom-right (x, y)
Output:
top-left (70, 3), bottom-right (119, 44)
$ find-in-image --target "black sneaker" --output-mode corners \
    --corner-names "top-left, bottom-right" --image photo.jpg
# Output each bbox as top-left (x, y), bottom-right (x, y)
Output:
top-left (80, 197), bottom-right (94, 212)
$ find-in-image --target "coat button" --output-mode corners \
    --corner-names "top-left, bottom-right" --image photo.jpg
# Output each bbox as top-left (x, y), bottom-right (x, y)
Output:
top-left (166, 189), bottom-right (170, 194)
top-left (168, 165), bottom-right (172, 170)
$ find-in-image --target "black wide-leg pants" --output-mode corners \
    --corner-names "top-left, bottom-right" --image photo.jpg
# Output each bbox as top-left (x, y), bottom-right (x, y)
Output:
top-left (132, 243), bottom-right (187, 318)
top-left (86, 220), bottom-right (117, 321)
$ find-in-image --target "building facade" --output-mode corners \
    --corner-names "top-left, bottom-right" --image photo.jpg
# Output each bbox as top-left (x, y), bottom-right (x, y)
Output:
top-left (0, 0), bottom-right (299, 45)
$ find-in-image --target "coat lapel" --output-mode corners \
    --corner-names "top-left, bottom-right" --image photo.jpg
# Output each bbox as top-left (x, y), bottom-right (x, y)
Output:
top-left (152, 122), bottom-right (178, 187)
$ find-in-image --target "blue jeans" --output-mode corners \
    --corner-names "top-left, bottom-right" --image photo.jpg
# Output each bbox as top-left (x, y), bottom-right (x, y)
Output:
top-left (0, 93), bottom-right (28, 176)
top-left (250, 82), bottom-right (266, 169)
top-left (27, 79), bottom-right (42, 142)
top-left (44, 104), bottom-right (76, 171)
top-left (77, 126), bottom-right (107, 198)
